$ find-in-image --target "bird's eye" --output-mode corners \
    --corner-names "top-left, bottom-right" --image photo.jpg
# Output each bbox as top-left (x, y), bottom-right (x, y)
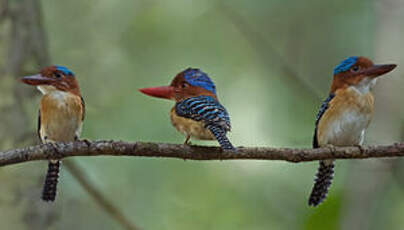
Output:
top-left (351, 66), bottom-right (360, 72)
top-left (54, 73), bottom-right (62, 78)
top-left (181, 82), bottom-right (189, 88)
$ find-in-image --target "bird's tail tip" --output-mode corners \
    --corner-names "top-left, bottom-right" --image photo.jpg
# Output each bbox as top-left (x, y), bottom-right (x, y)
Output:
top-left (308, 160), bottom-right (335, 207)
top-left (41, 160), bottom-right (60, 202)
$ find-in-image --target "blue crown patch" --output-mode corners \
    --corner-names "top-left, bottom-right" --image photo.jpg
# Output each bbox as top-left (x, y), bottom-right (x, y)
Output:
top-left (333, 56), bottom-right (358, 75)
top-left (56, 66), bottom-right (74, 76)
top-left (183, 68), bottom-right (216, 94)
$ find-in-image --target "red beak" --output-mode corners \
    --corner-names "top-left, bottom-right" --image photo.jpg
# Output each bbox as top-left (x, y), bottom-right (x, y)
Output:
top-left (363, 64), bottom-right (397, 78)
top-left (21, 74), bottom-right (55, 86)
top-left (138, 86), bottom-right (175, 100)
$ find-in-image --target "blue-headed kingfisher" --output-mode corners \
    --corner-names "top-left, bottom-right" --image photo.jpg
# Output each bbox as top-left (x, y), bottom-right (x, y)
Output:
top-left (21, 66), bottom-right (85, 202)
top-left (308, 56), bottom-right (396, 206)
top-left (139, 68), bottom-right (236, 151)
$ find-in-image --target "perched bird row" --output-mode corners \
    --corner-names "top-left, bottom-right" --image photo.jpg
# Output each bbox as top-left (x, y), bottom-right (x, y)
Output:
top-left (20, 56), bottom-right (397, 206)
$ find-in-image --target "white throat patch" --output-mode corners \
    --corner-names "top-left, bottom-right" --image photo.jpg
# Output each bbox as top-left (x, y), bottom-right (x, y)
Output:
top-left (37, 85), bottom-right (58, 95)
top-left (38, 85), bottom-right (70, 108)
top-left (352, 77), bottom-right (377, 95)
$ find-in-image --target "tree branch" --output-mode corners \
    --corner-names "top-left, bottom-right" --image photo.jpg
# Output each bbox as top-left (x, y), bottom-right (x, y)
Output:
top-left (1, 140), bottom-right (404, 166)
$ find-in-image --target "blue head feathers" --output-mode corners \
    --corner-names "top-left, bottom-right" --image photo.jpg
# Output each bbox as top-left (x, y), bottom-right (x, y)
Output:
top-left (183, 68), bottom-right (216, 94)
top-left (333, 56), bottom-right (358, 75)
top-left (56, 66), bottom-right (74, 76)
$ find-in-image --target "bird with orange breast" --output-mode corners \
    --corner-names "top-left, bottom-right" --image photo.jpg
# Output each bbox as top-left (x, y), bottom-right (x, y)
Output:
top-left (308, 56), bottom-right (396, 206)
top-left (139, 68), bottom-right (236, 151)
top-left (21, 66), bottom-right (85, 202)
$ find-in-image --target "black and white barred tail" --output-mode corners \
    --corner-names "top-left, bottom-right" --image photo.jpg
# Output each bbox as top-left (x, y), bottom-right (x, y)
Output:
top-left (42, 160), bottom-right (60, 202)
top-left (308, 160), bottom-right (334, 206)
top-left (208, 125), bottom-right (236, 151)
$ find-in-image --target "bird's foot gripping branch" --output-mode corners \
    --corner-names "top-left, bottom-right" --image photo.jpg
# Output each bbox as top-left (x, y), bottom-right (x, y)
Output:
top-left (1, 141), bottom-right (404, 167)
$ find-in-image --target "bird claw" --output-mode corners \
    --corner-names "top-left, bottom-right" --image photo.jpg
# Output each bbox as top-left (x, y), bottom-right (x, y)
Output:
top-left (184, 136), bottom-right (192, 145)
top-left (48, 142), bottom-right (59, 150)
top-left (354, 144), bottom-right (365, 154)
top-left (184, 141), bottom-right (192, 145)
top-left (80, 138), bottom-right (92, 146)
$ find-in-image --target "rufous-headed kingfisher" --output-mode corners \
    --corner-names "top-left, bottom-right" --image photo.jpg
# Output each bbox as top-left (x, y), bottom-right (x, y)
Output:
top-left (21, 66), bottom-right (85, 202)
top-left (139, 68), bottom-right (236, 151)
top-left (308, 56), bottom-right (396, 206)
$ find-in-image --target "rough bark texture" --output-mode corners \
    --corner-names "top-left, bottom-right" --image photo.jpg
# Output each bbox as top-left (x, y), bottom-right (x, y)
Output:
top-left (1, 141), bottom-right (403, 166)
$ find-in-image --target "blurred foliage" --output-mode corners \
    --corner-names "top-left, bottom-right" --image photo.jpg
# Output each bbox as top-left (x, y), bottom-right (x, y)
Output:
top-left (1, 0), bottom-right (404, 229)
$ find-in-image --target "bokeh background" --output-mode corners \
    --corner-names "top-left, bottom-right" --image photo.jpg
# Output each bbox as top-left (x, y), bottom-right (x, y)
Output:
top-left (0, 0), bottom-right (403, 229)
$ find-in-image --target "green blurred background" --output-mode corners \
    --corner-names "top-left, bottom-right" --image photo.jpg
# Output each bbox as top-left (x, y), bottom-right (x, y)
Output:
top-left (0, 0), bottom-right (403, 229)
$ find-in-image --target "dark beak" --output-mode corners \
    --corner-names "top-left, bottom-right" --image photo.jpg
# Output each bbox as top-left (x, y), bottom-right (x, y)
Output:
top-left (20, 74), bottom-right (55, 86)
top-left (138, 86), bottom-right (175, 100)
top-left (362, 64), bottom-right (397, 78)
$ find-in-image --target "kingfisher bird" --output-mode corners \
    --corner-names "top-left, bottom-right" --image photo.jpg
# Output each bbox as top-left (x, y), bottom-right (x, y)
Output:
top-left (308, 56), bottom-right (396, 207)
top-left (21, 66), bottom-right (85, 202)
top-left (139, 68), bottom-right (236, 151)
